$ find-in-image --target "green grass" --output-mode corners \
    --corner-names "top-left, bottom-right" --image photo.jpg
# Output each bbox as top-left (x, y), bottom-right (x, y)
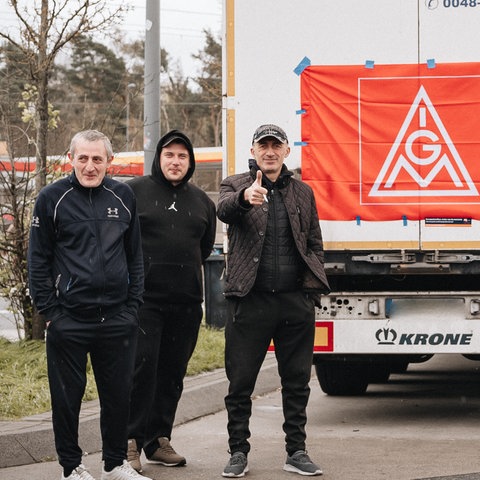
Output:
top-left (0, 324), bottom-right (225, 420)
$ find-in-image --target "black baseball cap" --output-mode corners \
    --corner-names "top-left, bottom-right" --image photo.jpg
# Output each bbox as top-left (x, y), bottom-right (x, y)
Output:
top-left (252, 124), bottom-right (288, 144)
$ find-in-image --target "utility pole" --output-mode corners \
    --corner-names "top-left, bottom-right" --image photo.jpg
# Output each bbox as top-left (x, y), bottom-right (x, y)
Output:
top-left (126, 82), bottom-right (136, 151)
top-left (144, 0), bottom-right (161, 173)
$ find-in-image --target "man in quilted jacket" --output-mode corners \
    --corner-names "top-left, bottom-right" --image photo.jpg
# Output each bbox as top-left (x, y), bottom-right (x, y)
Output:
top-left (217, 124), bottom-right (330, 478)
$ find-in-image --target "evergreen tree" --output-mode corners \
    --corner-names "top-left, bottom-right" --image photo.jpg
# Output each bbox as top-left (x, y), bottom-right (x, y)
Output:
top-left (192, 29), bottom-right (222, 147)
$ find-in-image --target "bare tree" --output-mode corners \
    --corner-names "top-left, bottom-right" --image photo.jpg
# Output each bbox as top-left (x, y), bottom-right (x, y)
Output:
top-left (0, 91), bottom-right (35, 340)
top-left (0, 0), bottom-right (127, 194)
top-left (0, 0), bottom-right (127, 340)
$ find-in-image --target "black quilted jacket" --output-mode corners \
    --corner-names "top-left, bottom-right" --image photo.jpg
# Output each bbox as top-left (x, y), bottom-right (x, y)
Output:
top-left (217, 167), bottom-right (330, 307)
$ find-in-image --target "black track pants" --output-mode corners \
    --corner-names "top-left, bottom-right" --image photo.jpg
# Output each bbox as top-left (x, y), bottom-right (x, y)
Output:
top-left (224, 290), bottom-right (315, 456)
top-left (46, 310), bottom-right (138, 472)
top-left (127, 302), bottom-right (203, 457)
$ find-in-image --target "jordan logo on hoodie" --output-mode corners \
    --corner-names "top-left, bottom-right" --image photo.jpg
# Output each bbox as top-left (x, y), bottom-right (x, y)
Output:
top-left (168, 201), bottom-right (178, 212)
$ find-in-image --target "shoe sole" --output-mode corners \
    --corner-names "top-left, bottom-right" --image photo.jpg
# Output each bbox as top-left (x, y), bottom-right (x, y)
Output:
top-left (283, 463), bottom-right (323, 476)
top-left (146, 459), bottom-right (186, 467)
top-left (222, 465), bottom-right (249, 477)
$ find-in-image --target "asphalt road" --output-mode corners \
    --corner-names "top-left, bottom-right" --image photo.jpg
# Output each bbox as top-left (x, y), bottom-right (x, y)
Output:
top-left (2, 353), bottom-right (480, 480)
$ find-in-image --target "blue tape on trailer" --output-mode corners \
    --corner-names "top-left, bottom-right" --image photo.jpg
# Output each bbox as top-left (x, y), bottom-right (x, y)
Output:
top-left (402, 215), bottom-right (408, 226)
top-left (427, 58), bottom-right (436, 68)
top-left (356, 216), bottom-right (361, 225)
top-left (365, 60), bottom-right (374, 69)
top-left (294, 141), bottom-right (308, 147)
top-left (385, 298), bottom-right (393, 316)
top-left (294, 56), bottom-right (311, 76)
top-left (296, 109), bottom-right (307, 115)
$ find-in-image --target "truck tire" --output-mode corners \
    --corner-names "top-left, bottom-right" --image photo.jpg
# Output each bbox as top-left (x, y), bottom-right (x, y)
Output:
top-left (462, 354), bottom-right (480, 361)
top-left (368, 363), bottom-right (391, 383)
top-left (389, 360), bottom-right (409, 373)
top-left (315, 362), bottom-right (369, 395)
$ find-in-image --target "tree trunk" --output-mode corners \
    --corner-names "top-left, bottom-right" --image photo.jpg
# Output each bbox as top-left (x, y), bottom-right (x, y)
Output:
top-left (34, 0), bottom-right (49, 195)
top-left (30, 0), bottom-right (50, 339)
top-left (31, 309), bottom-right (46, 340)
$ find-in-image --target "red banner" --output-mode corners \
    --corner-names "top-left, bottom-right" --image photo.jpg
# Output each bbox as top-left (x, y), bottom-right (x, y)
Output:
top-left (301, 63), bottom-right (480, 221)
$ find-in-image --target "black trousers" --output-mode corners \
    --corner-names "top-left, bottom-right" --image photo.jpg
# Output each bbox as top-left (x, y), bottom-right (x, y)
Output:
top-left (225, 290), bottom-right (315, 456)
top-left (46, 309), bottom-right (138, 472)
top-left (127, 302), bottom-right (203, 457)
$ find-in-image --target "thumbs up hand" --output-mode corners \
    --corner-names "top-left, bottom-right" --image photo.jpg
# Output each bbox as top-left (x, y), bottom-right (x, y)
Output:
top-left (244, 170), bottom-right (268, 205)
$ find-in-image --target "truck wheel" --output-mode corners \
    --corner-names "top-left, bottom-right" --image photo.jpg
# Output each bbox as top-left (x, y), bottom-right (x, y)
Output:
top-left (389, 360), bottom-right (409, 373)
top-left (368, 363), bottom-right (391, 383)
top-left (315, 362), bottom-right (369, 395)
top-left (462, 354), bottom-right (480, 361)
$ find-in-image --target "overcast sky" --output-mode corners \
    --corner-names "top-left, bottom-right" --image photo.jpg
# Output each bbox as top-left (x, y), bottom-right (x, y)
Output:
top-left (119, 0), bottom-right (222, 75)
top-left (0, 0), bottom-right (222, 77)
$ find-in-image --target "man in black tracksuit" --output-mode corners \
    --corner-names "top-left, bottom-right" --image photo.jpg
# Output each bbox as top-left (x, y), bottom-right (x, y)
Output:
top-left (126, 130), bottom-right (216, 473)
top-left (28, 130), bottom-right (149, 480)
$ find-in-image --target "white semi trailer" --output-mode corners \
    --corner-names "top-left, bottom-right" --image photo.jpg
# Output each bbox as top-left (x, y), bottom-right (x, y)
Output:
top-left (221, 0), bottom-right (480, 394)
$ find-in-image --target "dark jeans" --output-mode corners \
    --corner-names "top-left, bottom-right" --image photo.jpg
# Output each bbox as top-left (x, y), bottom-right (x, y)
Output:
top-left (127, 302), bottom-right (203, 457)
top-left (46, 309), bottom-right (138, 472)
top-left (225, 290), bottom-right (315, 456)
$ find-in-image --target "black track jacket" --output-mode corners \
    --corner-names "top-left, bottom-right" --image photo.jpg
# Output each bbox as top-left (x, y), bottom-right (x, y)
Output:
top-left (28, 173), bottom-right (144, 322)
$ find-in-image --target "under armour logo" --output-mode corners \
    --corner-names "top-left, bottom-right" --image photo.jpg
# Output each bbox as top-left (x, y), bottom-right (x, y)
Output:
top-left (31, 216), bottom-right (40, 227)
top-left (168, 202), bottom-right (178, 212)
top-left (107, 207), bottom-right (119, 217)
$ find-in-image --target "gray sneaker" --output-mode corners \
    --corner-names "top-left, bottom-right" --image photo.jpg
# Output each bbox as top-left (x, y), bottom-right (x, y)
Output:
top-left (283, 450), bottom-right (322, 476)
top-left (222, 452), bottom-right (248, 478)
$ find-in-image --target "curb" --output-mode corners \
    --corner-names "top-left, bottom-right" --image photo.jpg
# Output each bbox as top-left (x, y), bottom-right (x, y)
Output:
top-left (0, 355), bottom-right (280, 468)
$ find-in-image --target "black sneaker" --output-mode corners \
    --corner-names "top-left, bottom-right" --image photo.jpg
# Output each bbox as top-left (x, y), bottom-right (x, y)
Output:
top-left (283, 450), bottom-right (322, 476)
top-left (222, 452), bottom-right (249, 478)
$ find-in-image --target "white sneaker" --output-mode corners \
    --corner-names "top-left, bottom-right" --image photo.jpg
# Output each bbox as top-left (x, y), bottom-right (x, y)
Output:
top-left (61, 464), bottom-right (96, 480)
top-left (101, 460), bottom-right (152, 480)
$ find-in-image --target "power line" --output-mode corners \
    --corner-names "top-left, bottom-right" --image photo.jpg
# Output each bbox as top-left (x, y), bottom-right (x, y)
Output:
top-left (109, 2), bottom-right (221, 18)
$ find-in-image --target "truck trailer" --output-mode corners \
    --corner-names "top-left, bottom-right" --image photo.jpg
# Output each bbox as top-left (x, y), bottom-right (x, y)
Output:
top-left (221, 0), bottom-right (480, 395)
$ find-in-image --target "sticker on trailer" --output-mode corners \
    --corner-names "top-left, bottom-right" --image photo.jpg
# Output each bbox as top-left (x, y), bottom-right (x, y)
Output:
top-left (268, 321), bottom-right (334, 352)
top-left (314, 321), bottom-right (334, 352)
